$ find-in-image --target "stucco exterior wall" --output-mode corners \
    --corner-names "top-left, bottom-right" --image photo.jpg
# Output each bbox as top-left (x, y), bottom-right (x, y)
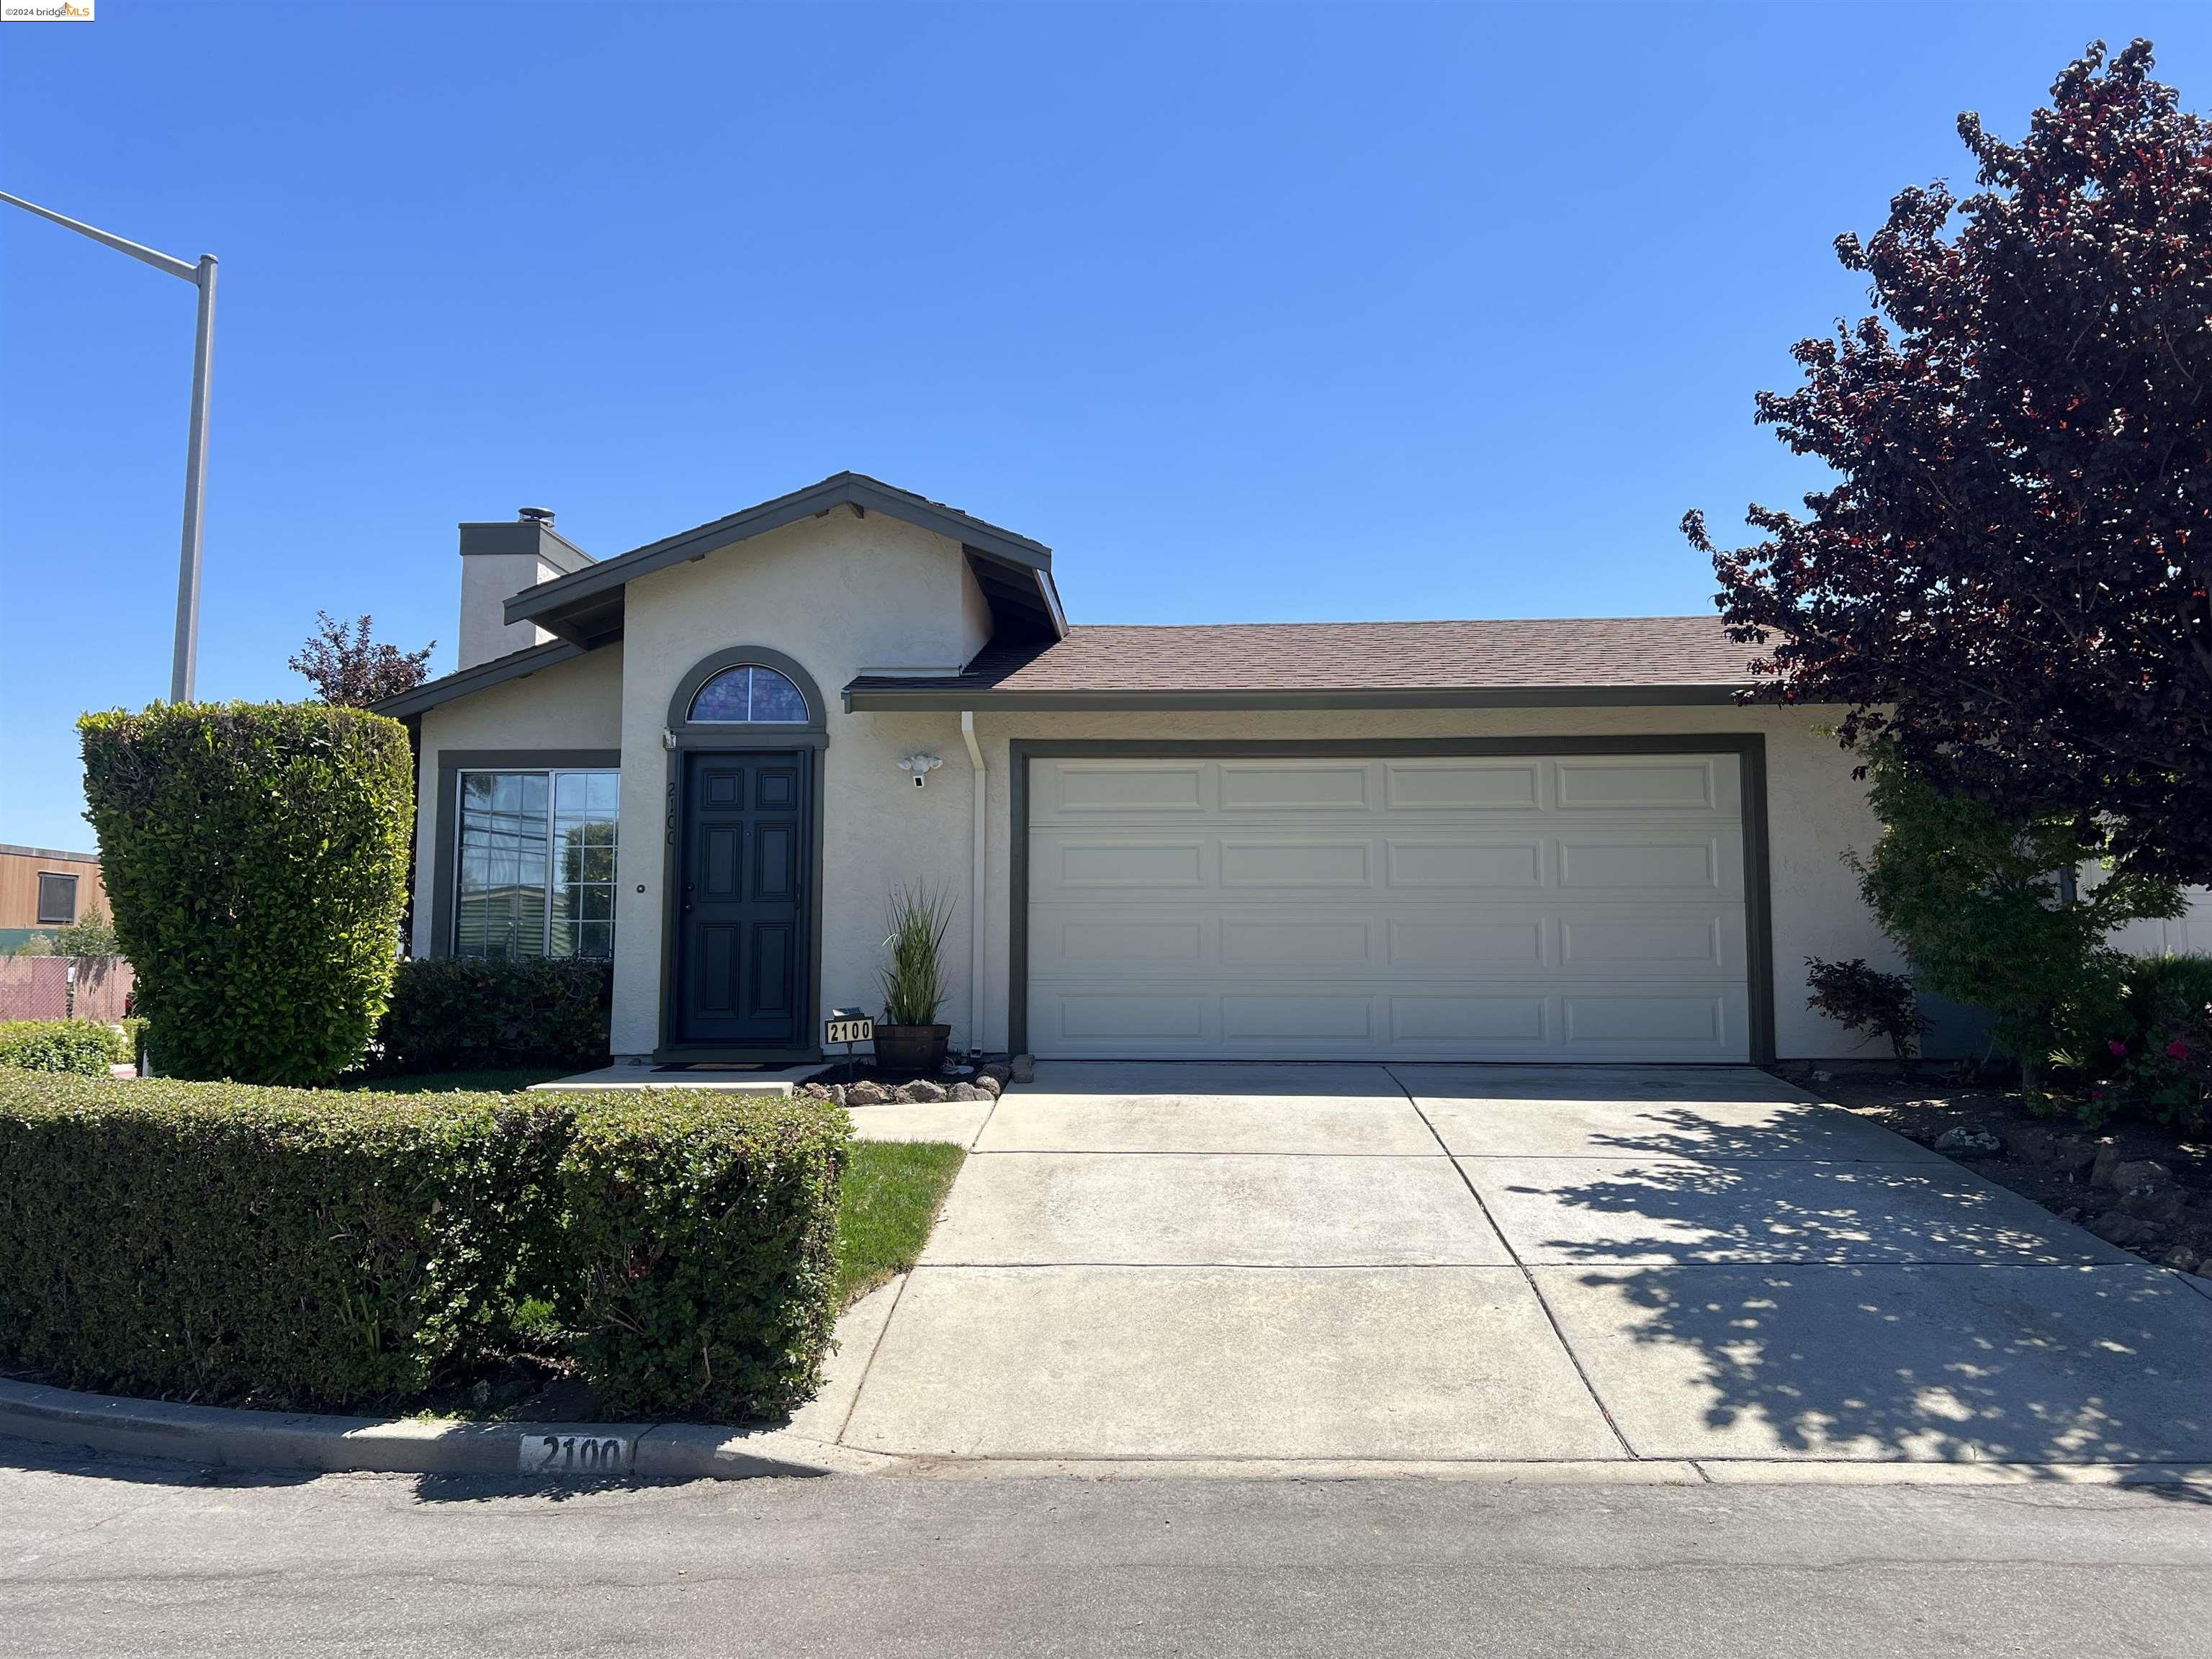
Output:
top-left (610, 513), bottom-right (991, 1056)
top-left (408, 644), bottom-right (626, 957)
top-left (959, 705), bottom-right (1898, 1061)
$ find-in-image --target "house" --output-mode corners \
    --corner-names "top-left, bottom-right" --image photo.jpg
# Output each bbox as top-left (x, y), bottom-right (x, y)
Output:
top-left (0, 843), bottom-right (106, 955)
top-left (369, 472), bottom-right (1930, 1068)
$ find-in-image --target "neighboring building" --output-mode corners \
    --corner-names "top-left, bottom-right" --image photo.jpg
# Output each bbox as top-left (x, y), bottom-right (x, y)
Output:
top-left (372, 472), bottom-right (2203, 1069)
top-left (0, 843), bottom-right (106, 954)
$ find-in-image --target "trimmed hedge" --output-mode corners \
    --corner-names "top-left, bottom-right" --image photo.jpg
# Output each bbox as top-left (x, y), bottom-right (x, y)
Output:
top-left (374, 957), bottom-right (613, 1074)
top-left (0, 1075), bottom-right (847, 1421)
top-left (0, 1022), bottom-right (114, 1075)
top-left (544, 1094), bottom-right (847, 1421)
top-left (79, 701), bottom-right (415, 1086)
top-left (0, 1074), bottom-right (562, 1406)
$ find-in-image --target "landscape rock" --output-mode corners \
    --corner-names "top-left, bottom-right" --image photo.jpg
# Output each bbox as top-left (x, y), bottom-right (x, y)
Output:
top-left (1010, 1053), bottom-right (1035, 1084)
top-left (979, 1061), bottom-right (1012, 1086)
top-left (2090, 1142), bottom-right (2123, 1188)
top-left (1933, 1126), bottom-right (2002, 1157)
top-left (902, 1079), bottom-right (950, 1104)
top-left (949, 1083), bottom-right (986, 1102)
top-left (2088, 1210), bottom-right (2166, 1248)
top-left (820, 1083), bottom-right (848, 1107)
top-left (2006, 1124), bottom-right (2098, 1172)
top-left (2164, 1247), bottom-right (2203, 1274)
top-left (2108, 1159), bottom-right (2173, 1194)
top-left (2120, 1184), bottom-right (2191, 1226)
top-left (974, 1074), bottom-right (1003, 1099)
top-left (845, 1081), bottom-right (891, 1107)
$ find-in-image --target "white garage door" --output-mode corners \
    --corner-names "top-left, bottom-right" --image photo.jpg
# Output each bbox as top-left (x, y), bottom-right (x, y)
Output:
top-left (1025, 752), bottom-right (1752, 1062)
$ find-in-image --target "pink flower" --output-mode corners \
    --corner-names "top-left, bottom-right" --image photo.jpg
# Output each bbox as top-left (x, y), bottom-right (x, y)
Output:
top-left (2108, 1039), bottom-right (2128, 1057)
top-left (2167, 1038), bottom-right (2191, 1061)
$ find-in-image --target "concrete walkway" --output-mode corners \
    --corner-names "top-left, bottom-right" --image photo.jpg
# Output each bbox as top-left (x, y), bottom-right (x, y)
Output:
top-left (830, 1062), bottom-right (2212, 1470)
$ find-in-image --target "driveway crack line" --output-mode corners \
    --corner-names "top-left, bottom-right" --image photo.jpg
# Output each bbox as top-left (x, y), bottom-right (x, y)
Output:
top-left (1382, 1063), bottom-right (1641, 1462)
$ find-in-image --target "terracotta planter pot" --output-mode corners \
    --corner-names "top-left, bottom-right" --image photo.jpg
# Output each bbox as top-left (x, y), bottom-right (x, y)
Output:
top-left (872, 1023), bottom-right (949, 1075)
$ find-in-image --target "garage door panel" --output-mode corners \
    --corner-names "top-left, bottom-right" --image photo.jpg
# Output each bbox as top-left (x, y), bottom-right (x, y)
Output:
top-left (1027, 754), bottom-right (1751, 1061)
top-left (1048, 762), bottom-right (1207, 814)
top-left (1555, 756), bottom-right (1735, 812)
top-left (1384, 839), bottom-right (1547, 889)
top-left (1556, 833), bottom-right (1741, 894)
top-left (1218, 760), bottom-right (1372, 811)
top-left (1386, 917), bottom-right (1547, 969)
top-left (1051, 840), bottom-right (1208, 889)
top-left (1382, 760), bottom-right (1544, 811)
top-left (1219, 917), bottom-right (1375, 967)
top-left (1218, 840), bottom-right (1373, 887)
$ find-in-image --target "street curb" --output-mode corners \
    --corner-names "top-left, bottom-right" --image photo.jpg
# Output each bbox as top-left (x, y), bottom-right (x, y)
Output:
top-left (0, 1377), bottom-right (892, 1482)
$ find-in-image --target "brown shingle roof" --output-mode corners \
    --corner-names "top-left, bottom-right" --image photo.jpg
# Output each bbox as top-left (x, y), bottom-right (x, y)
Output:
top-left (848, 616), bottom-right (1756, 701)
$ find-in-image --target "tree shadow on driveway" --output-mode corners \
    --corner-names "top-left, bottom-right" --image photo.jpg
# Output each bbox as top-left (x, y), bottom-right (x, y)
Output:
top-left (1486, 1117), bottom-right (2212, 1469)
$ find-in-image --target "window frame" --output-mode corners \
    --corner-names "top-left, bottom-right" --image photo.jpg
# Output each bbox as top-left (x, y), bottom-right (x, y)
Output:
top-left (35, 871), bottom-right (78, 927)
top-left (449, 765), bottom-right (621, 962)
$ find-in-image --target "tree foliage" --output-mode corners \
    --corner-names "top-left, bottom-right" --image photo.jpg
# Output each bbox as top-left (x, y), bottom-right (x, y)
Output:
top-left (1689, 40), bottom-right (2212, 881)
top-left (289, 611), bottom-right (436, 707)
top-left (1849, 743), bottom-right (2181, 1084)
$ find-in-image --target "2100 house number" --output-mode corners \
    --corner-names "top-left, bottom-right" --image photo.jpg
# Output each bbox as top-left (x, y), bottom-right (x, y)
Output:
top-left (521, 1434), bottom-right (631, 1475)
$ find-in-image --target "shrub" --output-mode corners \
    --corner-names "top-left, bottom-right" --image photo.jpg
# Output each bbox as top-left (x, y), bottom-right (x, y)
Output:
top-left (2085, 956), bottom-right (2212, 1126)
top-left (0, 1074), bottom-right (565, 1407)
top-left (543, 1092), bottom-right (848, 1422)
top-left (78, 701), bottom-right (415, 1086)
top-left (0, 1021), bottom-right (114, 1075)
top-left (1849, 742), bottom-right (2182, 1087)
top-left (373, 956), bottom-right (612, 1074)
top-left (1803, 958), bottom-right (1924, 1062)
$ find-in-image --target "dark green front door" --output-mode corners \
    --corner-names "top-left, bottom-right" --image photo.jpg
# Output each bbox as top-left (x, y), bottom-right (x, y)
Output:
top-left (672, 749), bottom-right (809, 1050)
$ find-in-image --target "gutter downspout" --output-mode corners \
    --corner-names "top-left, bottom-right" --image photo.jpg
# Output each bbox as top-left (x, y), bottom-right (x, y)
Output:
top-left (960, 711), bottom-right (987, 1057)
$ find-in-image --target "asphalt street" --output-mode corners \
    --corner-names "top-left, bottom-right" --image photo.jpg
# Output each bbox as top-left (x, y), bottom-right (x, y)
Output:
top-left (4, 1437), bottom-right (2208, 1658)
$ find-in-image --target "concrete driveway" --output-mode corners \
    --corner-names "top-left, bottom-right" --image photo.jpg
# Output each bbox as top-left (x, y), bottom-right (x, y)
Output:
top-left (826, 1063), bottom-right (2212, 1472)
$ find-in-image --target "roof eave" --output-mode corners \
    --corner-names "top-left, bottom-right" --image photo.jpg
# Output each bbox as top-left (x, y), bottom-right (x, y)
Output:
top-left (369, 639), bottom-right (588, 719)
top-left (840, 683), bottom-right (1756, 714)
top-left (505, 472), bottom-right (1060, 639)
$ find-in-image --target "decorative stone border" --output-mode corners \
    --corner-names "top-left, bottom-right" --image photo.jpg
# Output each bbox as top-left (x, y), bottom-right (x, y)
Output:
top-left (801, 1057), bottom-right (1013, 1108)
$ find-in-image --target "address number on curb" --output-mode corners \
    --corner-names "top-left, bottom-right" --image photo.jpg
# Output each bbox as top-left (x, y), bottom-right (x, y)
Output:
top-left (521, 1434), bottom-right (633, 1475)
top-left (826, 1015), bottom-right (874, 1045)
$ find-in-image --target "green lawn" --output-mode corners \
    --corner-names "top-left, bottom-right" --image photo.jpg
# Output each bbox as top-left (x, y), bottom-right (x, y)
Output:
top-left (836, 1141), bottom-right (966, 1305)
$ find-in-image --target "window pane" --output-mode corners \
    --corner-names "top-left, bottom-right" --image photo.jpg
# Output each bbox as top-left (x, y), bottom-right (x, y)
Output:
top-left (687, 662), bottom-right (808, 723)
top-left (689, 666), bottom-right (752, 722)
top-left (457, 769), bottom-right (617, 961)
top-left (748, 666), bottom-right (808, 722)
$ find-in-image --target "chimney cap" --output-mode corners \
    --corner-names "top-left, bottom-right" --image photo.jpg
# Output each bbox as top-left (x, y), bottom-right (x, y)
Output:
top-left (518, 506), bottom-right (556, 526)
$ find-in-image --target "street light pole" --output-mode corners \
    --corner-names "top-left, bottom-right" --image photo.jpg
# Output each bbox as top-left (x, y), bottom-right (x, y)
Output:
top-left (0, 190), bottom-right (216, 703)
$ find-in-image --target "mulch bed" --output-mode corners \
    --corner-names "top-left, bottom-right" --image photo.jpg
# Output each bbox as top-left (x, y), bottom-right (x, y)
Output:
top-left (1771, 1062), bottom-right (2212, 1278)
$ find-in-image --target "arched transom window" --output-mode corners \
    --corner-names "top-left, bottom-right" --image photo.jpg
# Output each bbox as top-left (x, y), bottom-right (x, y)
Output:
top-left (687, 662), bottom-right (810, 724)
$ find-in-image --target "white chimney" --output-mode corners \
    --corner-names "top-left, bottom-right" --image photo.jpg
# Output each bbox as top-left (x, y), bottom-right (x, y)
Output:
top-left (457, 508), bottom-right (593, 668)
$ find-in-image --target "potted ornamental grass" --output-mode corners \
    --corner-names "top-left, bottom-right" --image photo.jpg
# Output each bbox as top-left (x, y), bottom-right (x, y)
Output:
top-left (874, 882), bottom-right (955, 1074)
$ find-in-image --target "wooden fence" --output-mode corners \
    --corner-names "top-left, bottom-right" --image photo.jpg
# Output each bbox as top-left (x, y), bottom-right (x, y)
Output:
top-left (0, 956), bottom-right (134, 1023)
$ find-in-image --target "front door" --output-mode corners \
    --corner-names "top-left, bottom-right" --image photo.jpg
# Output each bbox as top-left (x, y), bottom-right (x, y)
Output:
top-left (672, 749), bottom-right (810, 1051)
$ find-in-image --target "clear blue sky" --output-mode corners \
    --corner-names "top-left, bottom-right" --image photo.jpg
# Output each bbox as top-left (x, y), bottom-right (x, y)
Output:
top-left (4, 2), bottom-right (2208, 853)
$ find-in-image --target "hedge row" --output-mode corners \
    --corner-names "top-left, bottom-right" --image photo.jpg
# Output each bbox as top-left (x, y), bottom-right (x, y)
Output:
top-left (374, 957), bottom-right (613, 1074)
top-left (0, 1075), bottom-right (847, 1420)
top-left (0, 1022), bottom-right (116, 1076)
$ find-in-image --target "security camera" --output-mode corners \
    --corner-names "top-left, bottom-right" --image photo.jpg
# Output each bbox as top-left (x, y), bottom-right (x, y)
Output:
top-left (899, 753), bottom-right (943, 790)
